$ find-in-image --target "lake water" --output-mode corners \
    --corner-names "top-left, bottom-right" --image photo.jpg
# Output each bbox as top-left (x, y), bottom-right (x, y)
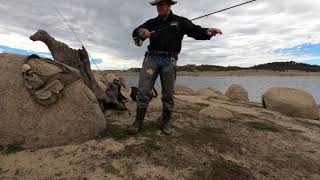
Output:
top-left (125, 76), bottom-right (320, 104)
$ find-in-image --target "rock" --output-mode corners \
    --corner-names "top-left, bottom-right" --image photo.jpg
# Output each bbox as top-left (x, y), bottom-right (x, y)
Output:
top-left (0, 54), bottom-right (106, 149)
top-left (94, 72), bottom-right (108, 91)
top-left (262, 87), bottom-right (319, 120)
top-left (225, 84), bottom-right (249, 102)
top-left (175, 85), bottom-right (194, 95)
top-left (94, 72), bottom-right (126, 91)
top-left (196, 88), bottom-right (228, 100)
top-left (199, 106), bottom-right (234, 120)
top-left (106, 73), bottom-right (119, 83)
top-left (148, 98), bottom-right (163, 112)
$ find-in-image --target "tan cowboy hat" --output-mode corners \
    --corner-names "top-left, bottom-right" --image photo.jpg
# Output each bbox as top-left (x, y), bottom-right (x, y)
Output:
top-left (149, 0), bottom-right (177, 6)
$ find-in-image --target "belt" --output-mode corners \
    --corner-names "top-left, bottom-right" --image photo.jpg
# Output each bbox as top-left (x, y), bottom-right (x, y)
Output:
top-left (145, 51), bottom-right (179, 60)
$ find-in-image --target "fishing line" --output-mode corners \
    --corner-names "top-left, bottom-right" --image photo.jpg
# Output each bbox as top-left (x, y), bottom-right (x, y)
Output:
top-left (153, 0), bottom-right (258, 34)
top-left (54, 6), bottom-right (109, 83)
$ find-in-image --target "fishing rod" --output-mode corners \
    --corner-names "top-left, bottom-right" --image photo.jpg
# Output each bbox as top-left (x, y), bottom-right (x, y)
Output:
top-left (55, 6), bottom-right (135, 116)
top-left (54, 6), bottom-right (109, 83)
top-left (55, 6), bottom-right (139, 117)
top-left (153, 0), bottom-right (258, 34)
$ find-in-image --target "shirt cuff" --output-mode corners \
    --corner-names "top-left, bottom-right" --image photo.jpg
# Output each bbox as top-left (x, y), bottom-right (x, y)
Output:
top-left (138, 28), bottom-right (148, 40)
top-left (205, 28), bottom-right (213, 40)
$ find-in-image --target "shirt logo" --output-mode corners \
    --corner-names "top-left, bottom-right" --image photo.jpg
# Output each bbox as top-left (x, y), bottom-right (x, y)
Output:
top-left (170, 21), bottom-right (179, 27)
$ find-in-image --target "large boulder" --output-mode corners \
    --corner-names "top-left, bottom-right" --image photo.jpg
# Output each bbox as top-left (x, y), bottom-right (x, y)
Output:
top-left (200, 106), bottom-right (234, 120)
top-left (196, 88), bottom-right (228, 100)
top-left (0, 54), bottom-right (106, 149)
top-left (175, 85), bottom-right (194, 95)
top-left (262, 87), bottom-right (319, 120)
top-left (225, 84), bottom-right (249, 102)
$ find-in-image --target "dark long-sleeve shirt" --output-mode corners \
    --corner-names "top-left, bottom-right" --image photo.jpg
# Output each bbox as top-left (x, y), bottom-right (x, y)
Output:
top-left (132, 11), bottom-right (212, 53)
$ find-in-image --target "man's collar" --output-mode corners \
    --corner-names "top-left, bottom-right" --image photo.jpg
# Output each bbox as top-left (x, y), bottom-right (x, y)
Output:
top-left (157, 11), bottom-right (174, 21)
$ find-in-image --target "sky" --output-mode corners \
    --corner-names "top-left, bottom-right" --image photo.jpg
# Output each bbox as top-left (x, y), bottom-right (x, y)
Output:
top-left (0, 0), bottom-right (320, 70)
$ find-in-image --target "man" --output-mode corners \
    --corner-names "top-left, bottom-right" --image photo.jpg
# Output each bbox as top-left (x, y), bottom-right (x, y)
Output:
top-left (128, 0), bottom-right (222, 135)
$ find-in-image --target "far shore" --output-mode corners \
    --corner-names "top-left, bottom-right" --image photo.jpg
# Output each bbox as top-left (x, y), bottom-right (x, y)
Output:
top-left (105, 70), bottom-right (320, 77)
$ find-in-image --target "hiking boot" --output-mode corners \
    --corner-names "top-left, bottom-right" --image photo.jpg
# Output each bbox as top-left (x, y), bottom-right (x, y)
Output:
top-left (127, 107), bottom-right (147, 135)
top-left (160, 109), bottom-right (173, 136)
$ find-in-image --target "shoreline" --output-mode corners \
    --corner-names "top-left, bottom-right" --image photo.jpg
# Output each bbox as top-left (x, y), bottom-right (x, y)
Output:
top-left (105, 70), bottom-right (320, 77)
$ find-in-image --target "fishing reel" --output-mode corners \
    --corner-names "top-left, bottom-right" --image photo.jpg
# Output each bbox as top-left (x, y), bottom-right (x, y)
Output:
top-left (133, 37), bottom-right (143, 46)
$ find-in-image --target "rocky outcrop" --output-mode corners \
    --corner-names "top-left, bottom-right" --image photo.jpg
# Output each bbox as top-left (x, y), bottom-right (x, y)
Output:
top-left (262, 87), bottom-right (319, 120)
top-left (225, 84), bottom-right (249, 102)
top-left (196, 88), bottom-right (228, 100)
top-left (200, 106), bottom-right (234, 120)
top-left (175, 85), bottom-right (194, 95)
top-left (0, 53), bottom-right (106, 149)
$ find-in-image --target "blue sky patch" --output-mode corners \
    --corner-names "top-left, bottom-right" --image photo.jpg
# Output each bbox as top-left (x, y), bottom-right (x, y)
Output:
top-left (275, 43), bottom-right (320, 65)
top-left (302, 59), bottom-right (320, 65)
top-left (91, 58), bottom-right (103, 64)
top-left (0, 44), bottom-right (52, 58)
top-left (275, 43), bottom-right (320, 56)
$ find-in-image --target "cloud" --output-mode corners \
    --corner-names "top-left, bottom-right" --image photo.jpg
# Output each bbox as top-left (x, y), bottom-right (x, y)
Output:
top-left (0, 0), bottom-right (320, 69)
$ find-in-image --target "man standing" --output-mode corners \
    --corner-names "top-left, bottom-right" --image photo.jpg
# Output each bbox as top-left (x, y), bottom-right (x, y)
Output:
top-left (128, 0), bottom-right (222, 135)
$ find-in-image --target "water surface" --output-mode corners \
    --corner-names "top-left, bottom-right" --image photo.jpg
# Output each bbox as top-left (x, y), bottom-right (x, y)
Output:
top-left (125, 76), bottom-right (320, 104)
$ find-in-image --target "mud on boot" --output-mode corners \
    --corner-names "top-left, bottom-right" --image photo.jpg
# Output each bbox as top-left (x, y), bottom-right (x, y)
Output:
top-left (127, 107), bottom-right (147, 135)
top-left (160, 109), bottom-right (173, 136)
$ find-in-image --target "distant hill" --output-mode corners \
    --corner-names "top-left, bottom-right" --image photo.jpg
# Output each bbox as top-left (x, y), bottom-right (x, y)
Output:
top-left (248, 61), bottom-right (320, 72)
top-left (177, 64), bottom-right (242, 72)
top-left (126, 61), bottom-right (320, 72)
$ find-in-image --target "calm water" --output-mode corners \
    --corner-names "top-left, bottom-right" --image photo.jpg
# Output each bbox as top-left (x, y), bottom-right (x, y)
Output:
top-left (125, 76), bottom-right (320, 104)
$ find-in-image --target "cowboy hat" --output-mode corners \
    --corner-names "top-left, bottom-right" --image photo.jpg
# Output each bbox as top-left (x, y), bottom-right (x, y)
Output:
top-left (149, 0), bottom-right (177, 6)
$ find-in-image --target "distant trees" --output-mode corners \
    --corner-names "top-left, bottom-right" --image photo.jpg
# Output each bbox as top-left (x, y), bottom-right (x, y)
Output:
top-left (177, 64), bottom-right (242, 72)
top-left (249, 61), bottom-right (320, 72)
top-left (127, 61), bottom-right (320, 72)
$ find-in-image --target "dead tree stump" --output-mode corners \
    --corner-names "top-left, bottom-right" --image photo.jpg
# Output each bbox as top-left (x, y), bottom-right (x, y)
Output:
top-left (30, 30), bottom-right (108, 110)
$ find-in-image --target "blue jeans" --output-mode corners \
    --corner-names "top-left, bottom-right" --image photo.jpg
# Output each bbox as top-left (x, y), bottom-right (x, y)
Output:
top-left (136, 56), bottom-right (177, 111)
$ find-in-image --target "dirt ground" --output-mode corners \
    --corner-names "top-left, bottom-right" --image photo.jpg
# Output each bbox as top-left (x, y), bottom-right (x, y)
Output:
top-left (1, 95), bottom-right (320, 180)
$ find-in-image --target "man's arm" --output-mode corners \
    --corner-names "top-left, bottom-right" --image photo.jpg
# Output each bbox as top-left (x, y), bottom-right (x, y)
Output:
top-left (132, 19), bottom-right (153, 41)
top-left (181, 17), bottom-right (222, 40)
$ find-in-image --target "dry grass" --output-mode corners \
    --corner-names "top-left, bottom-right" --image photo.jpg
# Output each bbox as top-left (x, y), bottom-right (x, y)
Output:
top-left (246, 121), bottom-right (281, 133)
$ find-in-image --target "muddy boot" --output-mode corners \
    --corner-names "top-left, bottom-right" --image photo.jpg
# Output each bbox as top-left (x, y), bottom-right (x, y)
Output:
top-left (127, 107), bottom-right (147, 135)
top-left (160, 109), bottom-right (173, 136)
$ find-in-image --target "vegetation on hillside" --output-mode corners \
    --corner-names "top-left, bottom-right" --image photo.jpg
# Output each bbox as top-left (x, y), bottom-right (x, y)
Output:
top-left (123, 61), bottom-right (320, 72)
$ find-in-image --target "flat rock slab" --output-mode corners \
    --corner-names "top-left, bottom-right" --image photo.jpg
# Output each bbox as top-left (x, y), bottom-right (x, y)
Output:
top-left (196, 88), bottom-right (228, 100)
top-left (175, 84), bottom-right (194, 95)
top-left (200, 106), bottom-right (234, 120)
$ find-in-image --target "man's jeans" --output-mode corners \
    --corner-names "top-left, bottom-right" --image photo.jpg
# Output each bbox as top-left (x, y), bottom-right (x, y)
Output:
top-left (136, 56), bottom-right (177, 111)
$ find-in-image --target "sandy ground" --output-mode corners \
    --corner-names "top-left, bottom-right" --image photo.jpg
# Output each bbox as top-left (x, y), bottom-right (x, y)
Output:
top-left (107, 70), bottom-right (320, 77)
top-left (1, 93), bottom-right (320, 180)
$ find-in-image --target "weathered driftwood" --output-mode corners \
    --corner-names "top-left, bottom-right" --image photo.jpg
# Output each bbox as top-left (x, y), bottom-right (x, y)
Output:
top-left (30, 30), bottom-right (107, 109)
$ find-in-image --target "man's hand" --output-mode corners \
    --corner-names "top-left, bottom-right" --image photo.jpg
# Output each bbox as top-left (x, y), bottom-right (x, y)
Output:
top-left (207, 28), bottom-right (223, 36)
top-left (139, 29), bottom-right (154, 39)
